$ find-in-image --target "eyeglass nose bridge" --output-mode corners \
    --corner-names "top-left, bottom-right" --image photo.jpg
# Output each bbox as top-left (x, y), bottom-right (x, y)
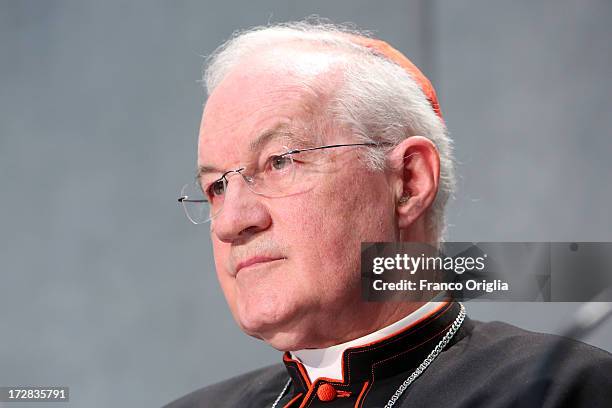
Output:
top-left (221, 167), bottom-right (258, 195)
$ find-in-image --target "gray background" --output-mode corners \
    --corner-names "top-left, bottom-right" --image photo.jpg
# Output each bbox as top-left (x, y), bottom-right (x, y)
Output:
top-left (1, 1), bottom-right (610, 407)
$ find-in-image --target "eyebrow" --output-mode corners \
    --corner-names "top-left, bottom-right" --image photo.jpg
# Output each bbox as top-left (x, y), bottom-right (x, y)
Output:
top-left (248, 124), bottom-right (302, 151)
top-left (196, 123), bottom-right (313, 180)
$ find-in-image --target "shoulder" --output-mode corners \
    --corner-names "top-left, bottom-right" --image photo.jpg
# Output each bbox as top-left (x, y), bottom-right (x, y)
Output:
top-left (461, 319), bottom-right (612, 406)
top-left (467, 319), bottom-right (612, 364)
top-left (162, 363), bottom-right (287, 408)
top-left (411, 318), bottom-right (612, 407)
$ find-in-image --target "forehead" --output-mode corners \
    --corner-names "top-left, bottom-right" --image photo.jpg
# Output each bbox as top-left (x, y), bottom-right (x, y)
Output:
top-left (198, 47), bottom-right (344, 168)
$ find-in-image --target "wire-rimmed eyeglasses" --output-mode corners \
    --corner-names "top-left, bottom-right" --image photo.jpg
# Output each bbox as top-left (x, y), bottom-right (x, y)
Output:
top-left (178, 142), bottom-right (384, 224)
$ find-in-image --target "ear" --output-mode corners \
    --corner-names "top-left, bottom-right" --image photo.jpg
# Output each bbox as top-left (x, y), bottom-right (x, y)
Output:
top-left (388, 136), bottom-right (440, 229)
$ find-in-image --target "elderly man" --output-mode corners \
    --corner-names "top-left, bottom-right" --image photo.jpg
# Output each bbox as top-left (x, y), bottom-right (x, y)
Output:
top-left (167, 21), bottom-right (612, 408)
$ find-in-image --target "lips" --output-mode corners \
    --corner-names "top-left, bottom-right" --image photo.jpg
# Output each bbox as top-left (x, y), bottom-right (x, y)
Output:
top-left (235, 256), bottom-right (285, 275)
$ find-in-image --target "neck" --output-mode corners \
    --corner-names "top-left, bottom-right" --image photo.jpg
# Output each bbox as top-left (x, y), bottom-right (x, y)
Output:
top-left (261, 285), bottom-right (443, 351)
top-left (311, 301), bottom-right (430, 349)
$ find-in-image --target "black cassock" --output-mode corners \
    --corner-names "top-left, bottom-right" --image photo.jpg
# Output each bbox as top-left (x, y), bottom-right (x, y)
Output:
top-left (164, 302), bottom-right (612, 407)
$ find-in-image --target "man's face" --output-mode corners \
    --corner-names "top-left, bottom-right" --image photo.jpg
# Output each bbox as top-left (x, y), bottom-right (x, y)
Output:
top-left (198, 50), bottom-right (400, 350)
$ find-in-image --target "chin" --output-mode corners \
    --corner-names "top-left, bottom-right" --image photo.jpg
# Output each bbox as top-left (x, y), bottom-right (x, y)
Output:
top-left (262, 331), bottom-right (310, 352)
top-left (236, 301), bottom-right (288, 334)
top-left (235, 303), bottom-right (310, 351)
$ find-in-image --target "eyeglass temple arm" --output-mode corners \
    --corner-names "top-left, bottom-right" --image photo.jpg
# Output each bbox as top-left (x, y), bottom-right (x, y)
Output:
top-left (178, 196), bottom-right (208, 203)
top-left (286, 142), bottom-right (387, 155)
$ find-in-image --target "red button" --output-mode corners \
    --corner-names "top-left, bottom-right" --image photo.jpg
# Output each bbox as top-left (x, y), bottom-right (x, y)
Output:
top-left (317, 384), bottom-right (337, 402)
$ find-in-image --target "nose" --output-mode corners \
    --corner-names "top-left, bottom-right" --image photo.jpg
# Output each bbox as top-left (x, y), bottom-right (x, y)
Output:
top-left (211, 173), bottom-right (272, 243)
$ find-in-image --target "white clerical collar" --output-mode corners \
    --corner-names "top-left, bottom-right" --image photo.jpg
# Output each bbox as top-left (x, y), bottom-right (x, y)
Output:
top-left (290, 301), bottom-right (448, 382)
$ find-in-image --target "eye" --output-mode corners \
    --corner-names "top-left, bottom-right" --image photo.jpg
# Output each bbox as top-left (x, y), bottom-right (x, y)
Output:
top-left (269, 155), bottom-right (292, 171)
top-left (208, 179), bottom-right (226, 198)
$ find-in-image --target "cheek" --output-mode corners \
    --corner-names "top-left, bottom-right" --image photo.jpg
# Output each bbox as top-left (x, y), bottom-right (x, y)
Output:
top-left (306, 170), bottom-right (395, 239)
top-left (277, 172), bottom-right (396, 287)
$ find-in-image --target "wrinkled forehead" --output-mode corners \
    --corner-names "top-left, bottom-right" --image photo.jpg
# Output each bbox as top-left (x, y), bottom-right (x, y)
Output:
top-left (197, 47), bottom-right (345, 168)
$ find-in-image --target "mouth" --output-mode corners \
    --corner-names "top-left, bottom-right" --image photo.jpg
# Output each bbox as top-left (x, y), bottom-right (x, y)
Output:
top-left (235, 256), bottom-right (286, 275)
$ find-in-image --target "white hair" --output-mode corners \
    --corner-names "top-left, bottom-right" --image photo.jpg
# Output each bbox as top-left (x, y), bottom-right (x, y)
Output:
top-left (203, 19), bottom-right (455, 241)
